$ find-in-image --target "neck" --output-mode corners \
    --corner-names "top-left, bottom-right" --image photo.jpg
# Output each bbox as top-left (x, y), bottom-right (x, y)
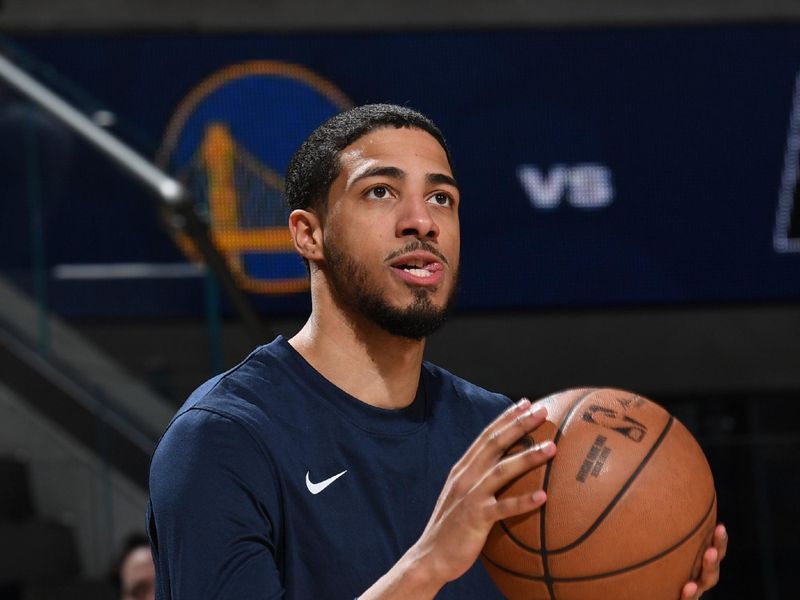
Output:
top-left (289, 290), bottom-right (426, 410)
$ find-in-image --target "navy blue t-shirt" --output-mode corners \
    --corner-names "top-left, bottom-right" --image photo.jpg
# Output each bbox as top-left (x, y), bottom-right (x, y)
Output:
top-left (148, 336), bottom-right (511, 599)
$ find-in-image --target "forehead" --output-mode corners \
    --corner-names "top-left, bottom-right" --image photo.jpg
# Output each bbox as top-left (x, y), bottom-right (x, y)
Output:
top-left (121, 547), bottom-right (154, 579)
top-left (337, 127), bottom-right (452, 178)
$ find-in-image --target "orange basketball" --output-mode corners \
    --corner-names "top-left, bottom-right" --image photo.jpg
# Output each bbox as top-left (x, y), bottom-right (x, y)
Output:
top-left (482, 388), bottom-right (717, 600)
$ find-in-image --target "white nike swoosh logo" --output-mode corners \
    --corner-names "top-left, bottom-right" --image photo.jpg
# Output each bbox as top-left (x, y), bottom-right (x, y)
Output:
top-left (305, 470), bottom-right (348, 495)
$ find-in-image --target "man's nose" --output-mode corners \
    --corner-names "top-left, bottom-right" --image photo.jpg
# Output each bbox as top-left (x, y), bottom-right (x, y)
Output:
top-left (396, 198), bottom-right (439, 240)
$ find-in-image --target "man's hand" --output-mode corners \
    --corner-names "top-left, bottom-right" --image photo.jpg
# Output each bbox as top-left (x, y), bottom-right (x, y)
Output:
top-left (360, 398), bottom-right (555, 599)
top-left (680, 524), bottom-right (728, 599)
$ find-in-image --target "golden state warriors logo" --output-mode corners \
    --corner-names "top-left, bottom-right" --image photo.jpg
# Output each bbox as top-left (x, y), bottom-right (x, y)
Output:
top-left (157, 61), bottom-right (352, 293)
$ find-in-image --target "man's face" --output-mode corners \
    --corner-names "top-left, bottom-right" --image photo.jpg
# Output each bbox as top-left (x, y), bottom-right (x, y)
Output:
top-left (120, 546), bottom-right (155, 600)
top-left (320, 126), bottom-right (460, 339)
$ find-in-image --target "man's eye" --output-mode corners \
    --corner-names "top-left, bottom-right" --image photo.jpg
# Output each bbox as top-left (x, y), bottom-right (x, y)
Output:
top-left (429, 192), bottom-right (452, 207)
top-left (366, 186), bottom-right (391, 199)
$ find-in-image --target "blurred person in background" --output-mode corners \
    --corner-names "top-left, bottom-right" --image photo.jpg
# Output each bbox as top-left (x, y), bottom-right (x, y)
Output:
top-left (115, 534), bottom-right (155, 600)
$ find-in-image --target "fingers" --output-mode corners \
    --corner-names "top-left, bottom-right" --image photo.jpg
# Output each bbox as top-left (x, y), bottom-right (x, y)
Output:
top-left (695, 524), bottom-right (726, 594)
top-left (458, 400), bottom-right (549, 483)
top-left (697, 546), bottom-right (720, 591)
top-left (682, 525), bottom-right (727, 599)
top-left (433, 399), bottom-right (553, 527)
top-left (713, 524), bottom-right (728, 561)
top-left (491, 489), bottom-right (548, 522)
top-left (474, 439), bottom-right (556, 500)
top-left (681, 581), bottom-right (699, 600)
top-left (456, 399), bottom-right (532, 467)
top-left (475, 441), bottom-right (555, 522)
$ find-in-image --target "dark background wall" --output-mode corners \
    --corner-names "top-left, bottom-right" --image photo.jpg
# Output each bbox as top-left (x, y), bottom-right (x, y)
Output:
top-left (2, 0), bottom-right (800, 30)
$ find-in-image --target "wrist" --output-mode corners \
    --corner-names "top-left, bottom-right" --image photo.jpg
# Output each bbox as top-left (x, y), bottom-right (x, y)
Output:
top-left (398, 543), bottom-right (445, 596)
top-left (358, 543), bottom-right (445, 600)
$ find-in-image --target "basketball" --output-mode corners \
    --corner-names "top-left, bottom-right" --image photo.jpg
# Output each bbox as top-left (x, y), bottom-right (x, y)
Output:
top-left (482, 388), bottom-right (717, 600)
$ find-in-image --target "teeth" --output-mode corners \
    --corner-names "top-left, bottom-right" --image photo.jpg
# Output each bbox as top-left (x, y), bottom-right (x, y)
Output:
top-left (405, 268), bottom-right (432, 278)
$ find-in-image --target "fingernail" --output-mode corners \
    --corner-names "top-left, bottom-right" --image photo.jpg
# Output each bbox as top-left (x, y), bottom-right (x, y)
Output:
top-left (533, 440), bottom-right (555, 455)
top-left (531, 406), bottom-right (547, 419)
top-left (515, 398), bottom-right (531, 411)
top-left (505, 400), bottom-right (526, 415)
top-left (532, 490), bottom-right (546, 503)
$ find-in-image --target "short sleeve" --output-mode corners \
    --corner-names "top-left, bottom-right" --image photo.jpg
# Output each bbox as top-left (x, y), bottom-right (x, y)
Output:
top-left (148, 408), bottom-right (284, 599)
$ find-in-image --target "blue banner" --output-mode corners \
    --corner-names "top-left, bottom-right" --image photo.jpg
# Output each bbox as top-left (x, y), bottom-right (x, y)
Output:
top-left (2, 26), bottom-right (799, 316)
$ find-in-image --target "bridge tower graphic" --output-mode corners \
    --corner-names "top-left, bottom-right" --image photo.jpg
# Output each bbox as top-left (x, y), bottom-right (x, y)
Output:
top-left (158, 60), bottom-right (352, 293)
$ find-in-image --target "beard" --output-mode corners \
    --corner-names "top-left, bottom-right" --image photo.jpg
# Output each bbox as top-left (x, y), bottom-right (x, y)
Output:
top-left (324, 238), bottom-right (458, 340)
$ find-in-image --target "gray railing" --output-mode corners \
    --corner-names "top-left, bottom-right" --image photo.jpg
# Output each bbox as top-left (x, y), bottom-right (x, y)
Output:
top-left (0, 49), bottom-right (268, 343)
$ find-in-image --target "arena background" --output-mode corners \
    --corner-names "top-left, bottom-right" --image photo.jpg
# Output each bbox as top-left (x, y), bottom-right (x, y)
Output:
top-left (0, 1), bottom-right (799, 598)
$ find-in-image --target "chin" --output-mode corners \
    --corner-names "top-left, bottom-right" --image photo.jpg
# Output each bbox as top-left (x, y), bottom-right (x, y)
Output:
top-left (368, 291), bottom-right (452, 340)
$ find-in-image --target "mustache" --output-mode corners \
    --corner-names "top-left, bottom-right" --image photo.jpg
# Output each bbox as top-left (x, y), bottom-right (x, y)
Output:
top-left (384, 241), bottom-right (449, 266)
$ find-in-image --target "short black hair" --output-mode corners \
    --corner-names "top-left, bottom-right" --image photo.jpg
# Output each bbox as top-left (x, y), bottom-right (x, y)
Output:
top-left (284, 103), bottom-right (451, 216)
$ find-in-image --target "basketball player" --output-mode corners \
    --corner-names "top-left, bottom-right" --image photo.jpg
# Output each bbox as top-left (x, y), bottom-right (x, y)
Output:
top-left (147, 104), bottom-right (726, 599)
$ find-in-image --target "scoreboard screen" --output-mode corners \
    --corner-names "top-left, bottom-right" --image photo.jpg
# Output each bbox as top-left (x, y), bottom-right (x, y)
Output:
top-left (1, 26), bottom-right (799, 316)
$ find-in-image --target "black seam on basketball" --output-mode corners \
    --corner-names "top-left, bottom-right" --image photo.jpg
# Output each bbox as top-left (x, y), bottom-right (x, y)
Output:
top-left (548, 415), bottom-right (675, 554)
top-left (552, 490), bottom-right (717, 582)
top-left (500, 389), bottom-right (598, 556)
top-left (480, 550), bottom-right (548, 582)
top-left (541, 389), bottom-right (598, 599)
top-left (493, 389), bottom-right (597, 600)
top-left (481, 490), bottom-right (716, 583)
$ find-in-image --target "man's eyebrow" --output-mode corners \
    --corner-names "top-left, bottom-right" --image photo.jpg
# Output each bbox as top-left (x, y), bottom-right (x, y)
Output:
top-left (427, 173), bottom-right (459, 189)
top-left (347, 166), bottom-right (458, 190)
top-left (348, 166), bottom-right (405, 188)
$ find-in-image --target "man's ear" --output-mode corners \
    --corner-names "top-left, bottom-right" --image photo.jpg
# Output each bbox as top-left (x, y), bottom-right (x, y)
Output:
top-left (289, 209), bottom-right (324, 263)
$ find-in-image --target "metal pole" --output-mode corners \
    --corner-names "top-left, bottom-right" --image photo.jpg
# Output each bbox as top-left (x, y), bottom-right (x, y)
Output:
top-left (0, 52), bottom-right (183, 204)
top-left (0, 51), bottom-right (269, 344)
top-left (23, 118), bottom-right (50, 355)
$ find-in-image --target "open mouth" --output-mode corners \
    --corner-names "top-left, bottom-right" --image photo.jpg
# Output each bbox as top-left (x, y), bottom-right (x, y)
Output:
top-left (392, 261), bottom-right (443, 278)
top-left (388, 252), bottom-right (445, 286)
top-left (387, 248), bottom-right (447, 286)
